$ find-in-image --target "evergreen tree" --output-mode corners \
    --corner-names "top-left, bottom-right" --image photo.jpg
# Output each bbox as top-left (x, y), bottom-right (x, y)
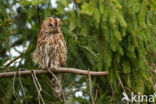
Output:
top-left (0, 0), bottom-right (156, 103)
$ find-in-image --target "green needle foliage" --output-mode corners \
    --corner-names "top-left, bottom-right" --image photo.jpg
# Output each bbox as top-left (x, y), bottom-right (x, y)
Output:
top-left (0, 0), bottom-right (156, 103)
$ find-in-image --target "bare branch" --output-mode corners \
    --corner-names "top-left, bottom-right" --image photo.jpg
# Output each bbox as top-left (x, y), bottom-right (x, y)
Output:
top-left (88, 69), bottom-right (95, 104)
top-left (5, 54), bottom-right (22, 67)
top-left (18, 68), bottom-right (27, 104)
top-left (32, 70), bottom-right (45, 104)
top-left (94, 89), bottom-right (98, 103)
top-left (12, 73), bottom-right (20, 101)
top-left (0, 68), bottom-right (108, 78)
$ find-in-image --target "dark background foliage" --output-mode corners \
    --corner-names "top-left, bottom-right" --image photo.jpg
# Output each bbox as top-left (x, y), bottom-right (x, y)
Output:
top-left (0, 0), bottom-right (156, 103)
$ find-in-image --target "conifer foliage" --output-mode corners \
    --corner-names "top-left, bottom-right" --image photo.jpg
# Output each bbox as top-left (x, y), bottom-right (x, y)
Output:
top-left (0, 0), bottom-right (156, 103)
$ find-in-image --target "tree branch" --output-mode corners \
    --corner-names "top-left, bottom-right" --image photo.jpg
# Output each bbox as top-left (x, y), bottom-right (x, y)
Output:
top-left (0, 68), bottom-right (108, 78)
top-left (4, 54), bottom-right (22, 67)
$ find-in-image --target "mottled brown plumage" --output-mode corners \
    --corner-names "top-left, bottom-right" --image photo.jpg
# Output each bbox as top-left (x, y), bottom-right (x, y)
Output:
top-left (33, 17), bottom-right (67, 97)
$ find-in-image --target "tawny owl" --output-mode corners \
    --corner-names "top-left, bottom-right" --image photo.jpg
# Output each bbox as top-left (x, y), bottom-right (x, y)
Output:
top-left (33, 17), bottom-right (67, 97)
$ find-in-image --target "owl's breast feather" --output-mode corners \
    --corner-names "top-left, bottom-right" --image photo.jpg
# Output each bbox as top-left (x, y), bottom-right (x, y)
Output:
top-left (34, 32), bottom-right (67, 68)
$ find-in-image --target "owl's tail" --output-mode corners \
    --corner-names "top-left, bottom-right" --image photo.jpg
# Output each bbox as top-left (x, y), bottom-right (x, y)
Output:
top-left (50, 73), bottom-right (63, 97)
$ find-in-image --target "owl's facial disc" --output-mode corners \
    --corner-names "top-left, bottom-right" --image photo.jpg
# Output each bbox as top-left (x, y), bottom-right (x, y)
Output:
top-left (48, 22), bottom-right (57, 32)
top-left (54, 18), bottom-right (60, 31)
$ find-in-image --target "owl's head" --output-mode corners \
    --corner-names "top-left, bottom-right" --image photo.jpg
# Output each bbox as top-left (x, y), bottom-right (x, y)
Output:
top-left (40, 17), bottom-right (62, 33)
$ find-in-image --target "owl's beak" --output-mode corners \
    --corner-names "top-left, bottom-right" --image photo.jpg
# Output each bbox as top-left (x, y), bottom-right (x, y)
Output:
top-left (54, 27), bottom-right (58, 31)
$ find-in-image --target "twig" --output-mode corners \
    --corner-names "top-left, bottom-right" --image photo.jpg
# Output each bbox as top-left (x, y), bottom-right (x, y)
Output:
top-left (118, 77), bottom-right (126, 93)
top-left (94, 89), bottom-right (98, 103)
top-left (32, 71), bottom-right (41, 104)
top-left (37, 78), bottom-right (52, 97)
top-left (79, 45), bottom-right (97, 57)
top-left (118, 77), bottom-right (130, 104)
top-left (108, 79), bottom-right (114, 104)
top-left (34, 71), bottom-right (45, 104)
top-left (18, 68), bottom-right (28, 104)
top-left (88, 69), bottom-right (95, 104)
top-left (5, 54), bottom-right (22, 67)
top-left (32, 70), bottom-right (45, 104)
top-left (12, 72), bottom-right (21, 102)
top-left (0, 67), bottom-right (108, 78)
top-left (4, 46), bottom-right (30, 67)
top-left (41, 80), bottom-right (53, 97)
